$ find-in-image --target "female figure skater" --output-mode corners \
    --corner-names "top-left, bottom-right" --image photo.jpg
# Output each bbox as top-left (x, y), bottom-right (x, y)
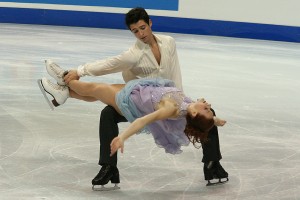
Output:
top-left (38, 75), bottom-right (226, 156)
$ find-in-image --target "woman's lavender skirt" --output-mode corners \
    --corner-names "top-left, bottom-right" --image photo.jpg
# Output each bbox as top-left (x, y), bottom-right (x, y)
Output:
top-left (116, 78), bottom-right (190, 154)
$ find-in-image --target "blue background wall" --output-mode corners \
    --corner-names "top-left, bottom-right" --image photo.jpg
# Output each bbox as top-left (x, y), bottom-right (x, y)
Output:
top-left (0, 0), bottom-right (299, 43)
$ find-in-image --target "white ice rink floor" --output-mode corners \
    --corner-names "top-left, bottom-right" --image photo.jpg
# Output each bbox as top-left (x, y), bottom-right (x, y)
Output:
top-left (0, 23), bottom-right (300, 200)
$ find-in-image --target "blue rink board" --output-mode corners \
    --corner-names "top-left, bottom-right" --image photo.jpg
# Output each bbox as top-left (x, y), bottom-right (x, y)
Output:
top-left (0, 7), bottom-right (299, 43)
top-left (0, 0), bottom-right (179, 10)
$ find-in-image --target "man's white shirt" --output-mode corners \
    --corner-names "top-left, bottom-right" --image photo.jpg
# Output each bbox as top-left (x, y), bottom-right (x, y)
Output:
top-left (77, 34), bottom-right (183, 90)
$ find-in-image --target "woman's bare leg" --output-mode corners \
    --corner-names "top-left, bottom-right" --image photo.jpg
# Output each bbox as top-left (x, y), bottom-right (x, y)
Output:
top-left (69, 90), bottom-right (98, 102)
top-left (68, 80), bottom-right (124, 112)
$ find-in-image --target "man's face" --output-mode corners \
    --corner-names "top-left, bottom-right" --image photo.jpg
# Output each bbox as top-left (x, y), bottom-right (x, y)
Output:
top-left (129, 19), bottom-right (153, 44)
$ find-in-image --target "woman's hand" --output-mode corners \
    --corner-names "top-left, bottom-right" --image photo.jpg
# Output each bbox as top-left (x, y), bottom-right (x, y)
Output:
top-left (110, 136), bottom-right (124, 156)
top-left (214, 117), bottom-right (226, 126)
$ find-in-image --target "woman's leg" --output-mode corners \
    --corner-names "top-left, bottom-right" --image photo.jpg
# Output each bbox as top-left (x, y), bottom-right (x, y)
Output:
top-left (68, 80), bottom-right (124, 112)
top-left (69, 89), bottom-right (98, 102)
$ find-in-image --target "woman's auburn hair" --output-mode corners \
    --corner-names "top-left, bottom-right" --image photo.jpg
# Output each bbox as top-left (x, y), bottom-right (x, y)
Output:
top-left (184, 113), bottom-right (215, 147)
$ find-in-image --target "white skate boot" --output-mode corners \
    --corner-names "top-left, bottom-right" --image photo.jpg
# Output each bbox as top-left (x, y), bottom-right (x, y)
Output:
top-left (37, 77), bottom-right (69, 110)
top-left (45, 59), bottom-right (68, 86)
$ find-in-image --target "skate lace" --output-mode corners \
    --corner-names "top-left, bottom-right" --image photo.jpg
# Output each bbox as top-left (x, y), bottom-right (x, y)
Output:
top-left (47, 79), bottom-right (66, 91)
top-left (50, 63), bottom-right (64, 77)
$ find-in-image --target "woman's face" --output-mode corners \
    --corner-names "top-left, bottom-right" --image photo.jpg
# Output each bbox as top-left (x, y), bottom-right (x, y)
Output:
top-left (194, 99), bottom-right (214, 119)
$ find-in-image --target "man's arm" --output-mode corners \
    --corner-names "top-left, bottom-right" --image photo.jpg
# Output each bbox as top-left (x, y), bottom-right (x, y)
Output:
top-left (64, 47), bottom-right (138, 84)
top-left (110, 103), bottom-right (177, 156)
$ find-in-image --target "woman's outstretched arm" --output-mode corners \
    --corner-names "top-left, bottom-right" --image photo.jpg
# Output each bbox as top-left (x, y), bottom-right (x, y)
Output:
top-left (110, 101), bottom-right (177, 156)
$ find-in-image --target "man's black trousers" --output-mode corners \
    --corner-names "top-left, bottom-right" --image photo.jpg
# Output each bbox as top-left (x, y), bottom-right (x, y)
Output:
top-left (98, 105), bottom-right (222, 166)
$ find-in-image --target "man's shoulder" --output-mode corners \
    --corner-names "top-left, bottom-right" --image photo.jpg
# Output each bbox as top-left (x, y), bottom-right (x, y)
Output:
top-left (155, 34), bottom-right (176, 49)
top-left (155, 34), bottom-right (175, 42)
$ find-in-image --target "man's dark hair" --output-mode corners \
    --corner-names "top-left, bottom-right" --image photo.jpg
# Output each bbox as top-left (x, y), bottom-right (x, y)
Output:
top-left (125, 7), bottom-right (150, 29)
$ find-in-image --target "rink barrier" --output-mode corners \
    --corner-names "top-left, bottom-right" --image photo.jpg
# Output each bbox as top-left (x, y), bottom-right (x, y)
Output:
top-left (0, 7), bottom-right (299, 43)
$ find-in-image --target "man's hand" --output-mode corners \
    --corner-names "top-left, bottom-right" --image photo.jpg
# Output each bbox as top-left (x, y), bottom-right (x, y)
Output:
top-left (64, 69), bottom-right (79, 84)
top-left (110, 136), bottom-right (124, 156)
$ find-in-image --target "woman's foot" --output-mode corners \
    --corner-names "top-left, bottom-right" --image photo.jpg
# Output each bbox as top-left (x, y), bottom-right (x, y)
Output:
top-left (45, 59), bottom-right (68, 86)
top-left (38, 77), bottom-right (69, 107)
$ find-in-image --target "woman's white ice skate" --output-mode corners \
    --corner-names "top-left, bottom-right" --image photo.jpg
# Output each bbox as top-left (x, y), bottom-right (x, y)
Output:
top-left (45, 59), bottom-right (68, 86)
top-left (37, 77), bottom-right (69, 110)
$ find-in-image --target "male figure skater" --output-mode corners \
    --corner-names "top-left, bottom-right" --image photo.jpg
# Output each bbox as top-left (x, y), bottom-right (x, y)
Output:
top-left (49, 7), bottom-right (228, 190)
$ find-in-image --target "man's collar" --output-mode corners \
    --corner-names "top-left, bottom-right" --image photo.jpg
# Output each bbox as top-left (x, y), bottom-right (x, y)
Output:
top-left (136, 34), bottom-right (162, 47)
top-left (153, 34), bottom-right (162, 44)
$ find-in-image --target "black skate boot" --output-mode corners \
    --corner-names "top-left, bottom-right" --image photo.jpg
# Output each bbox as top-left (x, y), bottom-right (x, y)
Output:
top-left (204, 161), bottom-right (229, 186)
top-left (214, 161), bottom-right (229, 184)
top-left (92, 164), bottom-right (120, 191)
top-left (203, 161), bottom-right (215, 182)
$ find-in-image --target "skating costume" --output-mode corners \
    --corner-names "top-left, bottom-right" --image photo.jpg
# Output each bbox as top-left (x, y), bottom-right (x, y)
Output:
top-left (89, 34), bottom-right (183, 188)
top-left (116, 78), bottom-right (192, 154)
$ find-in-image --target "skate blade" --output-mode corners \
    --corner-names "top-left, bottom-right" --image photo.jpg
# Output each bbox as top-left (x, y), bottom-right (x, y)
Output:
top-left (206, 178), bottom-right (229, 186)
top-left (37, 79), bottom-right (54, 110)
top-left (92, 184), bottom-right (120, 191)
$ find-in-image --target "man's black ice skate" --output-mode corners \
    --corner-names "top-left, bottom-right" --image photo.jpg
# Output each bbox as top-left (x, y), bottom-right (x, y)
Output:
top-left (203, 161), bottom-right (215, 182)
top-left (213, 161), bottom-right (229, 184)
top-left (92, 164), bottom-right (120, 191)
top-left (204, 161), bottom-right (229, 186)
